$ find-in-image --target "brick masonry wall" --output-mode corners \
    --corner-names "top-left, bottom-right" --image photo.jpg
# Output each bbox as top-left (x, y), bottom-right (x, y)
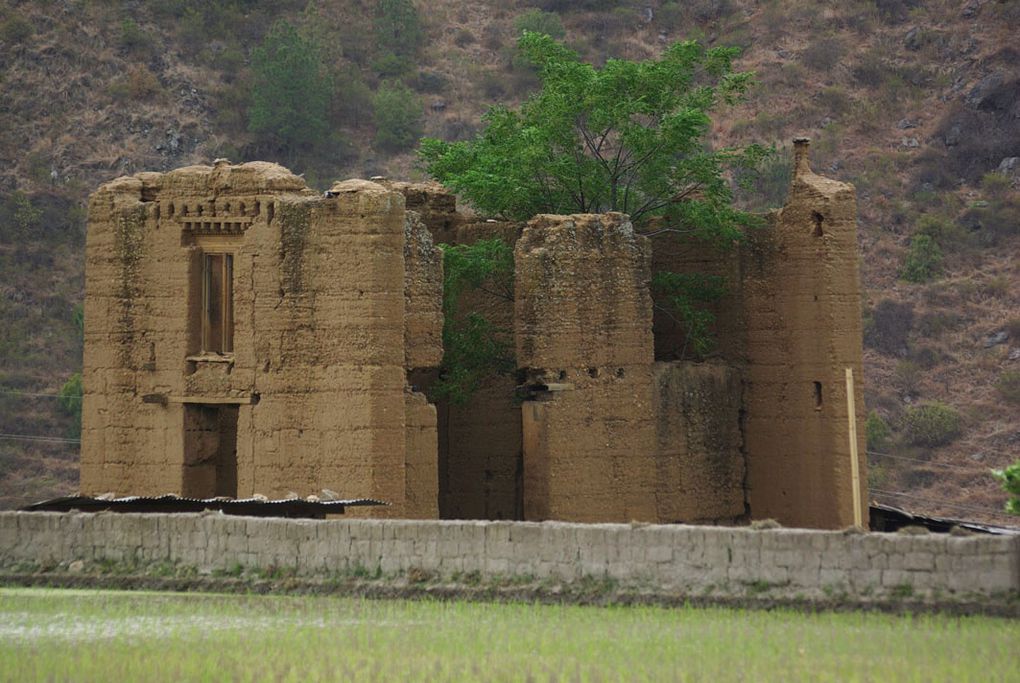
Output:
top-left (1, 513), bottom-right (1017, 601)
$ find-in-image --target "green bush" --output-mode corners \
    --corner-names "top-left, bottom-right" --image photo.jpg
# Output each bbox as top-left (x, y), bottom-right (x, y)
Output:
top-left (900, 234), bottom-right (942, 283)
top-left (915, 213), bottom-right (966, 247)
top-left (119, 18), bottom-right (154, 57)
top-left (865, 410), bottom-right (892, 450)
top-left (0, 13), bottom-right (33, 44)
top-left (995, 370), bottom-right (1020, 404)
top-left (373, 82), bottom-right (422, 153)
top-left (514, 10), bottom-right (565, 38)
top-left (992, 461), bottom-right (1020, 515)
top-left (902, 402), bottom-right (962, 447)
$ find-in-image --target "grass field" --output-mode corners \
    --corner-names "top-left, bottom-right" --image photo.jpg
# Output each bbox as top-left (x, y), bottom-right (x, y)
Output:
top-left (0, 588), bottom-right (1016, 681)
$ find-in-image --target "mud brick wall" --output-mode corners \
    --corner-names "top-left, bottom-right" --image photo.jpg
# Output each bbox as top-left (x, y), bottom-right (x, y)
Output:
top-left (3, 513), bottom-right (1017, 603)
top-left (652, 362), bottom-right (746, 524)
top-left (515, 213), bottom-right (660, 523)
top-left (81, 165), bottom-right (441, 517)
top-left (739, 141), bottom-right (867, 529)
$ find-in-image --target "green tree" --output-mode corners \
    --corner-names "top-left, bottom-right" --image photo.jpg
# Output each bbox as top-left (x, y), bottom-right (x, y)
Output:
top-left (432, 239), bottom-right (515, 404)
top-left (513, 10), bottom-right (565, 39)
top-left (420, 33), bottom-right (768, 362)
top-left (992, 461), bottom-right (1020, 515)
top-left (419, 33), bottom-right (767, 242)
top-left (373, 82), bottom-right (423, 153)
top-left (374, 0), bottom-right (423, 58)
top-left (249, 21), bottom-right (332, 158)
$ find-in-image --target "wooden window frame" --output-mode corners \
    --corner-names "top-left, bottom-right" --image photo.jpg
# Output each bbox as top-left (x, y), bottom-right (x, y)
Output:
top-left (201, 251), bottom-right (235, 355)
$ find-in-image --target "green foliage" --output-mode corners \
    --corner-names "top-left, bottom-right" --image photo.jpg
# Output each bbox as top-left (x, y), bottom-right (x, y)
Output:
top-left (980, 172), bottom-right (1011, 200)
top-left (433, 240), bottom-right (515, 404)
top-left (0, 12), bottom-right (33, 44)
top-left (118, 19), bottom-right (154, 57)
top-left (10, 192), bottom-right (42, 239)
top-left (58, 372), bottom-right (82, 439)
top-left (900, 234), bottom-right (942, 283)
top-left (866, 411), bottom-right (892, 451)
top-left (651, 272), bottom-right (727, 359)
top-left (249, 21), bottom-right (332, 154)
top-left (992, 461), bottom-right (1020, 515)
top-left (915, 213), bottom-right (965, 247)
top-left (513, 10), bottom-right (565, 39)
top-left (995, 370), bottom-right (1020, 405)
top-left (374, 0), bottom-right (423, 59)
top-left (373, 82), bottom-right (422, 153)
top-left (420, 33), bottom-right (767, 243)
top-left (902, 402), bottom-right (962, 448)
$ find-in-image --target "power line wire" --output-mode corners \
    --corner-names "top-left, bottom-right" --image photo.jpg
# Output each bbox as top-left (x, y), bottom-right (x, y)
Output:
top-left (0, 389), bottom-right (81, 400)
top-left (0, 433), bottom-right (80, 444)
top-left (867, 450), bottom-right (985, 473)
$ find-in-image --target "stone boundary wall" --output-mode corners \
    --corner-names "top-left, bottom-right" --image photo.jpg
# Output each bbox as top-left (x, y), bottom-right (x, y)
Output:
top-left (1, 513), bottom-right (1017, 603)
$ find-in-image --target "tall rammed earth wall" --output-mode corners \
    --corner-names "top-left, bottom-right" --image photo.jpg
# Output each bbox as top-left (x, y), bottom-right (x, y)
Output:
top-left (80, 142), bottom-right (865, 530)
top-left (81, 163), bottom-right (442, 518)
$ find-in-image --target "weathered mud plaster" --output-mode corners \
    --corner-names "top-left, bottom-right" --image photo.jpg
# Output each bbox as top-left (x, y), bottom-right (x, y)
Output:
top-left (739, 139), bottom-right (868, 529)
top-left (81, 141), bottom-right (866, 530)
top-left (81, 162), bottom-right (441, 518)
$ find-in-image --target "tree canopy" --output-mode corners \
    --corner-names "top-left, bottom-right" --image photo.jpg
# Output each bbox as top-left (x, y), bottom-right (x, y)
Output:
top-left (249, 21), bottom-right (332, 156)
top-left (420, 32), bottom-right (768, 244)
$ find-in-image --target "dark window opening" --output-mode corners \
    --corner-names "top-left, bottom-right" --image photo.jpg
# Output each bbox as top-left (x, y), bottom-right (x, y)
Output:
top-left (202, 253), bottom-right (234, 354)
top-left (813, 381), bottom-right (823, 410)
top-left (812, 211), bottom-right (824, 237)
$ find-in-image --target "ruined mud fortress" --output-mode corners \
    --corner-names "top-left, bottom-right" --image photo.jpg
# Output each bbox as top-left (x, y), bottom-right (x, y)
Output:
top-left (80, 139), bottom-right (867, 530)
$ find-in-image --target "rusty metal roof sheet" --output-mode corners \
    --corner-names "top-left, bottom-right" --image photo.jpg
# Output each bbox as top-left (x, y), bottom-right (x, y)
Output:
top-left (869, 502), bottom-right (1019, 535)
top-left (20, 494), bottom-right (387, 518)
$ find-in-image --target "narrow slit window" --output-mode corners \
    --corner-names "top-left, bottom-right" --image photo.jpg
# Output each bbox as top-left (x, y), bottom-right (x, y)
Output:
top-left (813, 381), bottom-right (823, 410)
top-left (202, 253), bottom-right (234, 354)
top-left (812, 211), bottom-right (824, 237)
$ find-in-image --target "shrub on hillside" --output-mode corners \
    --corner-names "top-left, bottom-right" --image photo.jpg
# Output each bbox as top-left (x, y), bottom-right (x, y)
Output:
top-left (373, 82), bottom-right (422, 153)
top-left (514, 10), bottom-right (565, 38)
top-left (902, 402), bottom-right (962, 447)
top-left (108, 65), bottom-right (162, 102)
top-left (119, 19), bottom-right (155, 57)
top-left (866, 410), bottom-right (892, 450)
top-left (900, 234), bottom-right (943, 283)
top-left (0, 13), bottom-right (33, 44)
top-left (801, 37), bottom-right (844, 71)
top-left (996, 370), bottom-right (1020, 405)
top-left (864, 299), bottom-right (914, 355)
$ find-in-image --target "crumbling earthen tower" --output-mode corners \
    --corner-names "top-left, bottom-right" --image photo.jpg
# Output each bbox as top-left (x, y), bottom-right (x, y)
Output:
top-left (81, 162), bottom-right (441, 518)
top-left (81, 140), bottom-right (866, 529)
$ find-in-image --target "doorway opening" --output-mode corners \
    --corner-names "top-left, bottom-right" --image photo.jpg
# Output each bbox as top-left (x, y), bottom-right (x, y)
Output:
top-left (182, 404), bottom-right (238, 497)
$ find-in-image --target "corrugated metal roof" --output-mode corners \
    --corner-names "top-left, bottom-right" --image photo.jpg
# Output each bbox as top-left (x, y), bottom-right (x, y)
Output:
top-left (20, 494), bottom-right (387, 518)
top-left (870, 502), bottom-right (1019, 535)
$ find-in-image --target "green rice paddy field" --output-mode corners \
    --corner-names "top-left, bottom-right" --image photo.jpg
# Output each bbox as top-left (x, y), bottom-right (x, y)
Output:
top-left (0, 588), bottom-right (1016, 681)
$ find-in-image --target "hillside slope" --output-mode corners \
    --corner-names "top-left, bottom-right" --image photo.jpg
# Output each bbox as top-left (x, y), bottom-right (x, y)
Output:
top-left (0, 0), bottom-right (1017, 522)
